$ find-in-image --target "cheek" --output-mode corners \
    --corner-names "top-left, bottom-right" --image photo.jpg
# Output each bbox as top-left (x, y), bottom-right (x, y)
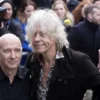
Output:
top-left (45, 39), bottom-right (54, 47)
top-left (55, 10), bottom-right (59, 15)
top-left (31, 37), bottom-right (35, 43)
top-left (0, 55), bottom-right (7, 63)
top-left (16, 53), bottom-right (22, 58)
top-left (7, 10), bottom-right (12, 15)
top-left (25, 11), bottom-right (30, 16)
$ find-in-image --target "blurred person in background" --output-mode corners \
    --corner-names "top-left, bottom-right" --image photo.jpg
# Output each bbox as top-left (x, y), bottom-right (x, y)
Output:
top-left (0, 0), bottom-right (24, 43)
top-left (72, 0), bottom-right (92, 24)
top-left (52, 0), bottom-right (74, 33)
top-left (10, 0), bottom-right (21, 17)
top-left (15, 0), bottom-right (36, 65)
top-left (68, 4), bottom-right (100, 67)
top-left (33, 0), bottom-right (52, 8)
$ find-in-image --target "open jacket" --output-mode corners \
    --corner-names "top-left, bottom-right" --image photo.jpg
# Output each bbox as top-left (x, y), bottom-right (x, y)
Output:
top-left (26, 47), bottom-right (100, 100)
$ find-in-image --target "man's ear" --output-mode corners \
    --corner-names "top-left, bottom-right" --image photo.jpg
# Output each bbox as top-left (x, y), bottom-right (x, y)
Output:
top-left (87, 13), bottom-right (92, 22)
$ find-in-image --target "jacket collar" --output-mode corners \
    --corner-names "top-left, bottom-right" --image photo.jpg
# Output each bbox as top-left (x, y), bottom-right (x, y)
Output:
top-left (84, 19), bottom-right (99, 32)
top-left (0, 65), bottom-right (29, 80)
top-left (30, 47), bottom-right (75, 83)
top-left (51, 47), bottom-right (75, 83)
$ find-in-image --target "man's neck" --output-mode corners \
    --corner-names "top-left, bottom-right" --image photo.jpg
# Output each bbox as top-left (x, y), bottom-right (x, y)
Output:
top-left (41, 45), bottom-right (56, 70)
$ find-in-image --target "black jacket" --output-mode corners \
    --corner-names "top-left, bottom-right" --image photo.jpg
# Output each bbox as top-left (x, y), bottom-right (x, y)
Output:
top-left (68, 19), bottom-right (100, 66)
top-left (0, 18), bottom-right (24, 43)
top-left (25, 47), bottom-right (100, 100)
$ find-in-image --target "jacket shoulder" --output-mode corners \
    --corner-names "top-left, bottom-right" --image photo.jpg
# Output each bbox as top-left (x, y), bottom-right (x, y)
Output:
top-left (10, 19), bottom-right (22, 27)
top-left (65, 48), bottom-right (89, 62)
top-left (25, 52), bottom-right (36, 69)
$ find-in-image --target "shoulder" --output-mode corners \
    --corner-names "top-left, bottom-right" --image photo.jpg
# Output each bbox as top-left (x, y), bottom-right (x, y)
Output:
top-left (64, 47), bottom-right (90, 63)
top-left (68, 21), bottom-right (86, 35)
top-left (64, 48), bottom-right (98, 78)
top-left (27, 52), bottom-right (35, 60)
top-left (18, 66), bottom-right (30, 78)
top-left (10, 19), bottom-right (22, 27)
top-left (68, 48), bottom-right (89, 58)
top-left (75, 21), bottom-right (85, 29)
top-left (25, 52), bottom-right (37, 69)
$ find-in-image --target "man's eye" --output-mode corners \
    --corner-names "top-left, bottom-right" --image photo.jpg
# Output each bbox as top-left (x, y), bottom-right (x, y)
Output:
top-left (15, 49), bottom-right (21, 52)
top-left (40, 33), bottom-right (44, 37)
top-left (3, 50), bottom-right (10, 53)
top-left (33, 32), bottom-right (45, 37)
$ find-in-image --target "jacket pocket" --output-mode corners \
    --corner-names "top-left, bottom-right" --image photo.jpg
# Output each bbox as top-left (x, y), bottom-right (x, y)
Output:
top-left (50, 77), bottom-right (76, 96)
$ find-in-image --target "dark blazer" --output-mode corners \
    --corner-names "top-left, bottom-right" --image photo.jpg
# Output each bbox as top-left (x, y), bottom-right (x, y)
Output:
top-left (0, 18), bottom-right (24, 43)
top-left (26, 47), bottom-right (100, 100)
top-left (68, 19), bottom-right (100, 66)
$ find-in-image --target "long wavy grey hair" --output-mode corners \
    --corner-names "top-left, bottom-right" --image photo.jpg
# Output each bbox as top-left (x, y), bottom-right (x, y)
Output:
top-left (26, 9), bottom-right (69, 51)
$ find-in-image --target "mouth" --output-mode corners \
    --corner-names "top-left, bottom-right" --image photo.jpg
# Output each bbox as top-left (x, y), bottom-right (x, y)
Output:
top-left (9, 61), bottom-right (18, 65)
top-left (34, 45), bottom-right (45, 50)
top-left (34, 44), bottom-right (44, 47)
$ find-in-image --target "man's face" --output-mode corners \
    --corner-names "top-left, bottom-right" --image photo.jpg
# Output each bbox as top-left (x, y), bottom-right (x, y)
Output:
top-left (90, 8), bottom-right (100, 24)
top-left (31, 25), bottom-right (56, 54)
top-left (1, 2), bottom-right (13, 20)
top-left (0, 38), bottom-right (22, 70)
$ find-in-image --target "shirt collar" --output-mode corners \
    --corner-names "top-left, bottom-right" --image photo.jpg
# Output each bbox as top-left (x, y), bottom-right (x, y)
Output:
top-left (31, 50), bottom-right (64, 64)
top-left (56, 51), bottom-right (64, 59)
top-left (0, 66), bottom-right (29, 81)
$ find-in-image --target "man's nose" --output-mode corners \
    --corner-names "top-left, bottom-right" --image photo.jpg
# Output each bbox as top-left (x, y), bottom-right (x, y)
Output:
top-left (34, 34), bottom-right (41, 41)
top-left (10, 51), bottom-right (16, 59)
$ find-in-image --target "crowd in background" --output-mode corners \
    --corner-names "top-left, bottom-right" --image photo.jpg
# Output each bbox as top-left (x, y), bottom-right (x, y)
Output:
top-left (0, 0), bottom-right (100, 100)
top-left (9, 0), bottom-right (100, 68)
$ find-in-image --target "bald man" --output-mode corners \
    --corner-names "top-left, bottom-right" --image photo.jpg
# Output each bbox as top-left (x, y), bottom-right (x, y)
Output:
top-left (0, 34), bottom-right (32, 100)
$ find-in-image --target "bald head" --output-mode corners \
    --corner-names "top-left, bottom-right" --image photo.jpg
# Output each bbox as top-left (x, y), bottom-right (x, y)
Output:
top-left (0, 34), bottom-right (22, 48)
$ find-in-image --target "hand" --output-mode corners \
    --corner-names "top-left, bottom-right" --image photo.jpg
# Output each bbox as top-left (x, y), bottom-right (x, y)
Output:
top-left (0, 22), bottom-right (4, 28)
top-left (97, 63), bottom-right (100, 72)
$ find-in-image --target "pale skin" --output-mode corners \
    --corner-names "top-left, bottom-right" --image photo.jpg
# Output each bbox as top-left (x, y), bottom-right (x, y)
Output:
top-left (53, 3), bottom-right (66, 20)
top-left (0, 34), bottom-right (22, 84)
top-left (24, 4), bottom-right (35, 18)
top-left (87, 8), bottom-right (100, 24)
top-left (32, 25), bottom-right (57, 87)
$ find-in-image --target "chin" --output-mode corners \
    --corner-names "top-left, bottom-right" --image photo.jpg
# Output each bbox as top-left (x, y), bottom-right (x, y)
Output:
top-left (36, 51), bottom-right (44, 54)
top-left (35, 49), bottom-right (47, 54)
top-left (35, 48), bottom-right (45, 52)
top-left (8, 63), bottom-right (19, 68)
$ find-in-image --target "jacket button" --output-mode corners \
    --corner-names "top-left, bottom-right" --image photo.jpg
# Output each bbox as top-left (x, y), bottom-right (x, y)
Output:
top-left (58, 79), bottom-right (62, 81)
top-left (64, 80), bottom-right (67, 84)
top-left (30, 75), bottom-right (32, 79)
